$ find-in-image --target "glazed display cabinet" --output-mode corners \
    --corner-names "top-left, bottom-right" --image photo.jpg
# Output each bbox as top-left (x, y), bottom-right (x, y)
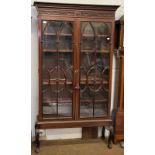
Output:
top-left (34, 2), bottom-right (119, 152)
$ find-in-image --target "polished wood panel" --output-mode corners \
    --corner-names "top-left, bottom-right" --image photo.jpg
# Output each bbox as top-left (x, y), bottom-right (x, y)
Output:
top-left (82, 127), bottom-right (98, 139)
top-left (37, 119), bottom-right (112, 129)
top-left (35, 2), bottom-right (118, 19)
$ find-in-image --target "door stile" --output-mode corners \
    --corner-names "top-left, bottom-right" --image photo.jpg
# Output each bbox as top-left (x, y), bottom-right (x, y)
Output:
top-left (73, 19), bottom-right (81, 120)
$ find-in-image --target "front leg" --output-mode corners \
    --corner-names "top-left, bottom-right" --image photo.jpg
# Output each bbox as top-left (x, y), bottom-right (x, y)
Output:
top-left (107, 126), bottom-right (114, 149)
top-left (35, 124), bottom-right (40, 153)
top-left (102, 126), bottom-right (105, 139)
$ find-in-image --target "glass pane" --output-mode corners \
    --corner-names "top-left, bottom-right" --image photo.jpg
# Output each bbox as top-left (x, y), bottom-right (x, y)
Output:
top-left (80, 22), bottom-right (111, 118)
top-left (94, 102), bottom-right (107, 117)
top-left (80, 102), bottom-right (93, 117)
top-left (42, 20), bottom-right (73, 119)
top-left (58, 102), bottom-right (72, 117)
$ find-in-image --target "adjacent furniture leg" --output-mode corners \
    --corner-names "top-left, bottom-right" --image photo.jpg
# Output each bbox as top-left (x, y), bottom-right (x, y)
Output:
top-left (35, 124), bottom-right (40, 153)
top-left (102, 126), bottom-right (105, 139)
top-left (107, 126), bottom-right (114, 149)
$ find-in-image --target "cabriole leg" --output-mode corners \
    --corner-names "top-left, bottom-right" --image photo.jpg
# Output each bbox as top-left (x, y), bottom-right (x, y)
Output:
top-left (102, 126), bottom-right (105, 139)
top-left (107, 126), bottom-right (114, 149)
top-left (35, 124), bottom-right (40, 153)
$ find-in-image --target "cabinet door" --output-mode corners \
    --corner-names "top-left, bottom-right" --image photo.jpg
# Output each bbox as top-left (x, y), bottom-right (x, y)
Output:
top-left (80, 21), bottom-right (112, 118)
top-left (41, 20), bottom-right (74, 119)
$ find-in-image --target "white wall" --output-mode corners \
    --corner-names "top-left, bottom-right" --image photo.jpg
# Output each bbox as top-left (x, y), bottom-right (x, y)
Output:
top-left (31, 6), bottom-right (38, 137)
top-left (31, 0), bottom-right (124, 139)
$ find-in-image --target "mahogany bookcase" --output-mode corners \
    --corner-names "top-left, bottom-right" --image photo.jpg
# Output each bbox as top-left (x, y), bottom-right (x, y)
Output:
top-left (34, 2), bottom-right (119, 152)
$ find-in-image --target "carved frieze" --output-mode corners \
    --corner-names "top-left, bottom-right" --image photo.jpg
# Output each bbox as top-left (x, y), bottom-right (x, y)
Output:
top-left (37, 8), bottom-right (114, 18)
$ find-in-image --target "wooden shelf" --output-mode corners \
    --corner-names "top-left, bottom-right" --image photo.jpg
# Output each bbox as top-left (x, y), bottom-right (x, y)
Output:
top-left (80, 114), bottom-right (107, 118)
top-left (43, 114), bottom-right (72, 119)
top-left (43, 79), bottom-right (108, 85)
top-left (80, 99), bottom-right (108, 103)
top-left (43, 49), bottom-right (109, 53)
top-left (80, 78), bottom-right (108, 84)
top-left (43, 99), bottom-right (72, 105)
top-left (43, 49), bottom-right (72, 52)
top-left (43, 79), bottom-right (72, 85)
top-left (81, 49), bottom-right (109, 53)
top-left (43, 98), bottom-right (108, 106)
top-left (82, 34), bottom-right (108, 37)
top-left (43, 33), bottom-right (72, 36)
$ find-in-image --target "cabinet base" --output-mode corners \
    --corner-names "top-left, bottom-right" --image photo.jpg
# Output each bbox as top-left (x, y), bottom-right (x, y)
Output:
top-left (34, 119), bottom-right (113, 153)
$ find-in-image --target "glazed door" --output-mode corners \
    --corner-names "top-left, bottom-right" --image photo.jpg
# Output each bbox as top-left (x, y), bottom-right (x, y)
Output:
top-left (41, 20), bottom-right (75, 119)
top-left (80, 21), bottom-right (112, 118)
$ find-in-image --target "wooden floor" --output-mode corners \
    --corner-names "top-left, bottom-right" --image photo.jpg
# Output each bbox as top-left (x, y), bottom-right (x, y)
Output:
top-left (31, 139), bottom-right (124, 155)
